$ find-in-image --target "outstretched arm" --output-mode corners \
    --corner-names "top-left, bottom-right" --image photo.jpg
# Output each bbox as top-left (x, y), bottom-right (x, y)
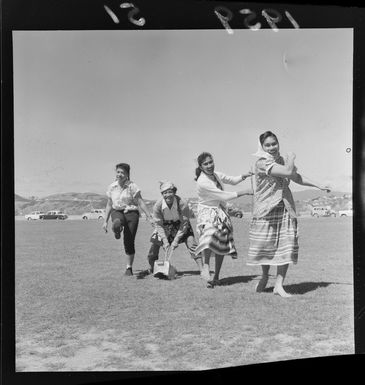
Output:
top-left (290, 172), bottom-right (330, 192)
top-left (219, 172), bottom-right (254, 186)
top-left (198, 184), bottom-right (252, 202)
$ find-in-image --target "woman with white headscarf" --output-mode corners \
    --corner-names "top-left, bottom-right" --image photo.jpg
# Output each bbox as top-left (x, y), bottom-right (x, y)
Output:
top-left (248, 131), bottom-right (330, 297)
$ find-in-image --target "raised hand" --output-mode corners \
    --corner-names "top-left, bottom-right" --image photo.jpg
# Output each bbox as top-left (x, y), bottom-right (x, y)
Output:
top-left (286, 151), bottom-right (296, 160)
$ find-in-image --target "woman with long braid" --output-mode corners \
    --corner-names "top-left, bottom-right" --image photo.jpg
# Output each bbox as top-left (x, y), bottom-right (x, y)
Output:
top-left (194, 152), bottom-right (253, 288)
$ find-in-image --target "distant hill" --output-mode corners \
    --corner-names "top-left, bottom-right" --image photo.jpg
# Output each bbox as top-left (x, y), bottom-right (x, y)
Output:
top-left (44, 192), bottom-right (106, 201)
top-left (291, 190), bottom-right (350, 202)
top-left (14, 192), bottom-right (157, 216)
top-left (15, 190), bottom-right (352, 216)
top-left (15, 194), bottom-right (31, 202)
top-left (14, 192), bottom-right (107, 215)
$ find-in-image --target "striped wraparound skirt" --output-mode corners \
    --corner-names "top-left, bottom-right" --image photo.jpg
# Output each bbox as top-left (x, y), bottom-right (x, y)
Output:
top-left (194, 205), bottom-right (237, 258)
top-left (247, 201), bottom-right (299, 266)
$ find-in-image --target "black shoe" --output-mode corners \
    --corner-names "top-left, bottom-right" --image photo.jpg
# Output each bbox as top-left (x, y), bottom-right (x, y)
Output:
top-left (207, 279), bottom-right (220, 288)
top-left (114, 231), bottom-right (121, 240)
top-left (136, 269), bottom-right (152, 278)
top-left (124, 267), bottom-right (133, 276)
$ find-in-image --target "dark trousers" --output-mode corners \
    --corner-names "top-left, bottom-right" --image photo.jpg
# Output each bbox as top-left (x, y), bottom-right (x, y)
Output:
top-left (111, 210), bottom-right (139, 255)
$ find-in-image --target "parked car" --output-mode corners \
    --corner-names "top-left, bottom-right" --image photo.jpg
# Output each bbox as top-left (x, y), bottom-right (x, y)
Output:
top-left (81, 209), bottom-right (105, 220)
top-left (39, 211), bottom-right (68, 220)
top-left (227, 207), bottom-right (243, 218)
top-left (338, 209), bottom-right (353, 217)
top-left (25, 211), bottom-right (45, 220)
top-left (311, 207), bottom-right (336, 218)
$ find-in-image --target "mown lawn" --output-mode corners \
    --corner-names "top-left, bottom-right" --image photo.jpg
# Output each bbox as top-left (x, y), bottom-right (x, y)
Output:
top-left (15, 217), bottom-right (353, 371)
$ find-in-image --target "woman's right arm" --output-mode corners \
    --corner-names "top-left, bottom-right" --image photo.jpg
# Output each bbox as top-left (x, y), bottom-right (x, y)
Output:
top-left (102, 198), bottom-right (113, 232)
top-left (198, 180), bottom-right (252, 202)
top-left (268, 152), bottom-right (296, 178)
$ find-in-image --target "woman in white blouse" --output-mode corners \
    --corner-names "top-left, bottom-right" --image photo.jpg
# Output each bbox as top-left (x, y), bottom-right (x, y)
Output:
top-left (194, 152), bottom-right (253, 288)
top-left (103, 163), bottom-right (154, 276)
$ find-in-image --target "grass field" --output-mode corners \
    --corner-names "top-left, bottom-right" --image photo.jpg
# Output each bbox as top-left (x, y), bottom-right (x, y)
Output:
top-left (15, 217), bottom-right (354, 371)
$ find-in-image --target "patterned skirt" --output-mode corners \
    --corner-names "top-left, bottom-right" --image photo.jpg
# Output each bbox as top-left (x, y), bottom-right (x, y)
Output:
top-left (194, 205), bottom-right (237, 258)
top-left (247, 201), bottom-right (299, 266)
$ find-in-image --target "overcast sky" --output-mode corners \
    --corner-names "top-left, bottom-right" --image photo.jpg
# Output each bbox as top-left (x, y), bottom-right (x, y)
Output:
top-left (13, 29), bottom-right (353, 200)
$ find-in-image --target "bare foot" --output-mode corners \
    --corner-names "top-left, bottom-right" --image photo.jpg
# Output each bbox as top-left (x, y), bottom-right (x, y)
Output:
top-left (200, 268), bottom-right (211, 281)
top-left (273, 286), bottom-right (292, 298)
top-left (255, 276), bottom-right (269, 292)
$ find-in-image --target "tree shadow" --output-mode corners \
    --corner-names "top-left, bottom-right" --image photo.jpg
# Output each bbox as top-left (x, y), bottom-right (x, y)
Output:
top-left (262, 281), bottom-right (332, 295)
top-left (218, 275), bottom-right (258, 286)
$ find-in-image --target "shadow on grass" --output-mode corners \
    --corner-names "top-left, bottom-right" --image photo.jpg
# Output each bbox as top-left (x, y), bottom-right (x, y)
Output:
top-left (263, 281), bottom-right (332, 295)
top-left (176, 270), bottom-right (202, 277)
top-left (218, 275), bottom-right (258, 286)
top-left (135, 269), bottom-right (205, 280)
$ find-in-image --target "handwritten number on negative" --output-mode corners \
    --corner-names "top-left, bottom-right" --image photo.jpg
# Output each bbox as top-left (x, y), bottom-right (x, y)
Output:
top-left (215, 6), bottom-right (300, 32)
top-left (104, 2), bottom-right (146, 26)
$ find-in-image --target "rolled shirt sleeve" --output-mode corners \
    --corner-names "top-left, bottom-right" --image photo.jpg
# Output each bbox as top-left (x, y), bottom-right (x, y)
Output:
top-left (129, 182), bottom-right (141, 198)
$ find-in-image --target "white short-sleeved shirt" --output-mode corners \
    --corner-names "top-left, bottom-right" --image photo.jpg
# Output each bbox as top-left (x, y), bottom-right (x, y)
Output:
top-left (106, 180), bottom-right (141, 211)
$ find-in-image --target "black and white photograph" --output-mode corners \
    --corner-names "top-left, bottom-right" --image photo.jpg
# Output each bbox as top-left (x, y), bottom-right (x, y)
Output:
top-left (2, 0), bottom-right (363, 380)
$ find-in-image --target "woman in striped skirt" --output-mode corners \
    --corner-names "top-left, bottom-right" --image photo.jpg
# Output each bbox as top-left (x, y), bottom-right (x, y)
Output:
top-left (247, 131), bottom-right (330, 297)
top-left (194, 152), bottom-right (253, 288)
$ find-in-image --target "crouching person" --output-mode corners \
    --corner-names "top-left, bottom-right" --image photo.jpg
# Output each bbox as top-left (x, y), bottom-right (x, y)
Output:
top-left (147, 181), bottom-right (203, 274)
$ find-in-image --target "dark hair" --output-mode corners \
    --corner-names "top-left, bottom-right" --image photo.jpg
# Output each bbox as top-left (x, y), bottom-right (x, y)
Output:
top-left (194, 152), bottom-right (213, 181)
top-left (115, 163), bottom-right (130, 179)
top-left (259, 131), bottom-right (278, 146)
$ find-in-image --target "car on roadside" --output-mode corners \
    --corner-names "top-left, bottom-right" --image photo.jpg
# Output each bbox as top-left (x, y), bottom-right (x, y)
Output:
top-left (338, 209), bottom-right (353, 217)
top-left (25, 211), bottom-right (45, 220)
top-left (81, 209), bottom-right (105, 220)
top-left (39, 210), bottom-right (68, 220)
top-left (311, 207), bottom-right (336, 218)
